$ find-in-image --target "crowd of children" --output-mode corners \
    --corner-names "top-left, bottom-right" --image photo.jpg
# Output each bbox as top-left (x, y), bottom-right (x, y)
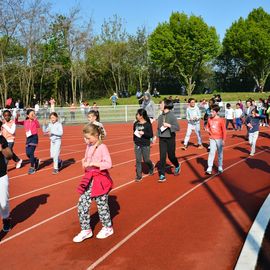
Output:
top-left (0, 95), bottom-right (269, 241)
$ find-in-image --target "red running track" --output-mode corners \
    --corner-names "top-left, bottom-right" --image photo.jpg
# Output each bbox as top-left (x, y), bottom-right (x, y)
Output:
top-left (0, 121), bottom-right (269, 270)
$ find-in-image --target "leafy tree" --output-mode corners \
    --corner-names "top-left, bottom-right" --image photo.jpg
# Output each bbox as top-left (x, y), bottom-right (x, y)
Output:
top-left (148, 12), bottom-right (219, 96)
top-left (223, 7), bottom-right (270, 91)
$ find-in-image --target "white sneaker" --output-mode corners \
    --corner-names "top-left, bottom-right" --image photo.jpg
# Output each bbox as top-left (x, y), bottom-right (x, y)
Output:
top-left (250, 152), bottom-right (255, 156)
top-left (206, 168), bottom-right (212, 175)
top-left (73, 229), bottom-right (93, 243)
top-left (96, 226), bottom-right (114, 239)
top-left (16, 159), bottom-right (23, 169)
top-left (218, 167), bottom-right (223, 174)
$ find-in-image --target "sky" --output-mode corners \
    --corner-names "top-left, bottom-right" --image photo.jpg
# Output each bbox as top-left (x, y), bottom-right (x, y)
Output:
top-left (51, 0), bottom-right (270, 40)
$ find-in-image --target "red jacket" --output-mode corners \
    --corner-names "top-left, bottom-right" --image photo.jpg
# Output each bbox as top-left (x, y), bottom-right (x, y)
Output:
top-left (77, 167), bottom-right (113, 197)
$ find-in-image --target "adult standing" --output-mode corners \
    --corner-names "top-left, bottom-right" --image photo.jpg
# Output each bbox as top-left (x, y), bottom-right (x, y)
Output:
top-left (141, 92), bottom-right (156, 122)
top-left (110, 93), bottom-right (118, 109)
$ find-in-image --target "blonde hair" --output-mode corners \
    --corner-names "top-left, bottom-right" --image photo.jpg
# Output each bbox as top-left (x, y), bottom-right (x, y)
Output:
top-left (83, 123), bottom-right (105, 145)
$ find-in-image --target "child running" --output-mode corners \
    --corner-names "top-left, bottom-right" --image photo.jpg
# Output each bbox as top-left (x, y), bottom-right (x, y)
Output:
top-left (44, 112), bottom-right (63, 174)
top-left (155, 99), bottom-right (180, 182)
top-left (133, 108), bottom-right (155, 182)
top-left (234, 103), bottom-right (243, 131)
top-left (246, 108), bottom-right (266, 156)
top-left (0, 122), bottom-right (13, 232)
top-left (1, 110), bottom-right (22, 168)
top-left (73, 124), bottom-right (113, 242)
top-left (15, 109), bottom-right (40, 175)
top-left (182, 98), bottom-right (203, 150)
top-left (87, 110), bottom-right (107, 137)
top-left (225, 103), bottom-right (235, 130)
top-left (206, 104), bottom-right (226, 175)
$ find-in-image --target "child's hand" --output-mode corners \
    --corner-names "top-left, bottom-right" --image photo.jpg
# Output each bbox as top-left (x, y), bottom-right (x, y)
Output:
top-left (139, 131), bottom-right (144, 135)
top-left (222, 140), bottom-right (225, 146)
top-left (163, 122), bottom-right (171, 128)
top-left (247, 123), bottom-right (253, 128)
top-left (152, 136), bottom-right (157, 144)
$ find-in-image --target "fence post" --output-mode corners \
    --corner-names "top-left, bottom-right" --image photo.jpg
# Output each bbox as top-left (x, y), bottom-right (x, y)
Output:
top-left (125, 105), bottom-right (128, 122)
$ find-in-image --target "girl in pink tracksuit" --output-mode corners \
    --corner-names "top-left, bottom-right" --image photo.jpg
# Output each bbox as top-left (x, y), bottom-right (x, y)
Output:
top-left (73, 123), bottom-right (114, 243)
top-left (15, 109), bottom-right (40, 175)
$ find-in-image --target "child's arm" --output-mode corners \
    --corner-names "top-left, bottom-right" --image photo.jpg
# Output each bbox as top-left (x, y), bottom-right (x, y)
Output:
top-left (15, 114), bottom-right (24, 126)
top-left (221, 118), bottom-right (226, 144)
top-left (0, 139), bottom-right (12, 160)
top-left (34, 118), bottom-right (40, 128)
top-left (141, 122), bottom-right (153, 139)
top-left (2, 122), bottom-right (16, 134)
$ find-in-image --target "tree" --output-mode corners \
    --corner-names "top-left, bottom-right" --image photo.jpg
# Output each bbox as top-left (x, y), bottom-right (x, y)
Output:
top-left (222, 8), bottom-right (270, 91)
top-left (148, 12), bottom-right (219, 96)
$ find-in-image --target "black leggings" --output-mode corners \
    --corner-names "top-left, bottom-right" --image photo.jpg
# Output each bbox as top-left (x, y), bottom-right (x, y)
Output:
top-left (159, 135), bottom-right (179, 175)
top-left (26, 145), bottom-right (37, 167)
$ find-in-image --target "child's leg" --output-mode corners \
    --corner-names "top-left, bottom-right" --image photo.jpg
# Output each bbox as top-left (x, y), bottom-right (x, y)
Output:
top-left (183, 123), bottom-right (193, 146)
top-left (52, 140), bottom-right (61, 170)
top-left (78, 188), bottom-right (92, 230)
top-left (207, 139), bottom-right (217, 171)
top-left (26, 145), bottom-right (36, 167)
top-left (195, 122), bottom-right (202, 145)
top-left (0, 174), bottom-right (10, 219)
top-left (250, 131), bottom-right (259, 155)
top-left (141, 146), bottom-right (154, 171)
top-left (226, 119), bottom-right (229, 129)
top-left (231, 120), bottom-right (236, 129)
top-left (167, 135), bottom-right (179, 168)
top-left (7, 142), bottom-right (20, 163)
top-left (216, 139), bottom-right (224, 169)
top-left (95, 194), bottom-right (112, 228)
top-left (159, 138), bottom-right (168, 176)
top-left (134, 145), bottom-right (143, 179)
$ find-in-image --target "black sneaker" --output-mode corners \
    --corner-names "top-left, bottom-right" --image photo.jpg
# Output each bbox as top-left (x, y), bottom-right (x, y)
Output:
top-left (158, 174), bottom-right (166, 183)
top-left (34, 159), bottom-right (40, 171)
top-left (135, 176), bottom-right (142, 182)
top-left (3, 218), bottom-right (11, 232)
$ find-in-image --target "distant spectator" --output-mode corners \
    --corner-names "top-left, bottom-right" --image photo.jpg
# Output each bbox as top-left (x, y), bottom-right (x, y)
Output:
top-left (90, 102), bottom-right (99, 112)
top-left (70, 103), bottom-right (76, 121)
top-left (110, 93), bottom-right (118, 109)
top-left (49, 97), bottom-right (55, 113)
top-left (136, 89), bottom-right (143, 100)
top-left (152, 88), bottom-right (160, 98)
top-left (141, 92), bottom-right (156, 122)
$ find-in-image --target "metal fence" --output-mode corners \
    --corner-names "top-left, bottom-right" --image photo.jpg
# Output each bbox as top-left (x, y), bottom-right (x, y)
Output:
top-left (30, 101), bottom-right (238, 124)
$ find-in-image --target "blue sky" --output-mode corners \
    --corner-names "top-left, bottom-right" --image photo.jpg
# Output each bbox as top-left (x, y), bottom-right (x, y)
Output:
top-left (51, 0), bottom-right (270, 40)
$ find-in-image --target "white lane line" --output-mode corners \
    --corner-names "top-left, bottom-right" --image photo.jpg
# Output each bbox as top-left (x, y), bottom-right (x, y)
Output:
top-left (2, 148), bottom-right (268, 249)
top-left (87, 149), bottom-right (269, 270)
top-left (9, 137), bottom-right (252, 200)
top-left (234, 194), bottom-right (270, 270)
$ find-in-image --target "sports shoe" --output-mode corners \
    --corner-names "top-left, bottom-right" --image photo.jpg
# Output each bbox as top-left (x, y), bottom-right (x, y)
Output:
top-left (181, 145), bottom-right (187, 150)
top-left (58, 160), bottom-right (63, 170)
top-left (16, 159), bottom-right (23, 169)
top-left (34, 159), bottom-right (40, 171)
top-left (135, 176), bottom-right (142, 182)
top-left (250, 152), bottom-right (254, 156)
top-left (218, 167), bottom-right (223, 174)
top-left (158, 174), bottom-right (166, 183)
top-left (96, 226), bottom-right (114, 239)
top-left (149, 163), bottom-right (155, 175)
top-left (28, 167), bottom-right (36, 175)
top-left (73, 229), bottom-right (93, 243)
top-left (198, 145), bottom-right (204, 149)
top-left (206, 169), bottom-right (212, 175)
top-left (174, 165), bottom-right (181, 175)
top-left (2, 218), bottom-right (11, 232)
top-left (52, 169), bottom-right (59, 175)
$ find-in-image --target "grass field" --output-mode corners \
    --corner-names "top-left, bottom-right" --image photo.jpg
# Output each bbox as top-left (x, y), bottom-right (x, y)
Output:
top-left (87, 92), bottom-right (269, 106)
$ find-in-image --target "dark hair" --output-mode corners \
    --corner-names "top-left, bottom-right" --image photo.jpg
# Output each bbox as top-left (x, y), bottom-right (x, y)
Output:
top-left (88, 110), bottom-right (100, 122)
top-left (49, 112), bottom-right (59, 118)
top-left (25, 109), bottom-right (35, 120)
top-left (226, 103), bottom-right (231, 109)
top-left (211, 104), bottom-right (220, 113)
top-left (251, 108), bottom-right (258, 114)
top-left (0, 120), bottom-right (2, 129)
top-left (188, 98), bottom-right (195, 103)
top-left (236, 103), bottom-right (241, 107)
top-left (3, 110), bottom-right (11, 116)
top-left (136, 108), bottom-right (150, 123)
top-left (163, 99), bottom-right (174, 110)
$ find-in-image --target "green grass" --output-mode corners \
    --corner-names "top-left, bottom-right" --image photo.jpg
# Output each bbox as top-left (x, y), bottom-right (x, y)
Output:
top-left (87, 92), bottom-right (269, 106)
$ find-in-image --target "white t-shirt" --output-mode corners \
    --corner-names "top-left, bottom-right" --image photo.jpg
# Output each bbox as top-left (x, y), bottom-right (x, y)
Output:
top-left (235, 108), bottom-right (243, 118)
top-left (225, 108), bottom-right (235, 119)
